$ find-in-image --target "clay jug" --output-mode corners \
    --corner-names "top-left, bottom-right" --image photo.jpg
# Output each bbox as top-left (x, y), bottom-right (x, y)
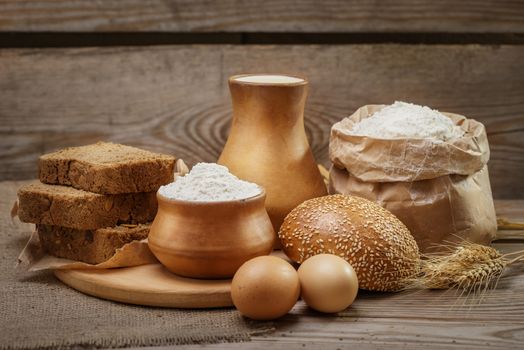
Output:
top-left (218, 74), bottom-right (327, 237)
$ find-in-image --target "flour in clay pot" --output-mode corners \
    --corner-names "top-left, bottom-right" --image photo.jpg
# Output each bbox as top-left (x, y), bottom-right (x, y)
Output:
top-left (159, 163), bottom-right (261, 202)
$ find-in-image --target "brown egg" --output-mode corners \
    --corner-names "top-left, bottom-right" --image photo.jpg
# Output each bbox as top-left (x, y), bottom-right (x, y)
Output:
top-left (298, 254), bottom-right (358, 313)
top-left (231, 256), bottom-right (300, 320)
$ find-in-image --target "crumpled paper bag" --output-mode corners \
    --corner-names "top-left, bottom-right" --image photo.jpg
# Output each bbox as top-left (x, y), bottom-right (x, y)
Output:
top-left (16, 159), bottom-right (189, 271)
top-left (330, 105), bottom-right (490, 182)
top-left (329, 105), bottom-right (497, 253)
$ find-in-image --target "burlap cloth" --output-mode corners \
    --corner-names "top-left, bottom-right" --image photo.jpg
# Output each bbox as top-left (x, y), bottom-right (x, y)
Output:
top-left (0, 181), bottom-right (274, 350)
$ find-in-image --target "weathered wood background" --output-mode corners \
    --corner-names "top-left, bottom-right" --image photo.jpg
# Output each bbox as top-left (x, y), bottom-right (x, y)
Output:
top-left (1, 0), bottom-right (524, 33)
top-left (1, 1), bottom-right (523, 199)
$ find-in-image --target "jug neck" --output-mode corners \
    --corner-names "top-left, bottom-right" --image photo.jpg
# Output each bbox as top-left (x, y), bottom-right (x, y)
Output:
top-left (228, 76), bottom-right (308, 129)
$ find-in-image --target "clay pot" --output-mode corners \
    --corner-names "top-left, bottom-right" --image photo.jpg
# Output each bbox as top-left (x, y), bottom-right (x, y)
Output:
top-left (218, 74), bottom-right (327, 237)
top-left (148, 190), bottom-right (275, 279)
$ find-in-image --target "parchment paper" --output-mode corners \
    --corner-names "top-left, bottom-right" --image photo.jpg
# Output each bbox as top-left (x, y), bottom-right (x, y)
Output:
top-left (329, 105), bottom-right (497, 253)
top-left (17, 231), bottom-right (157, 271)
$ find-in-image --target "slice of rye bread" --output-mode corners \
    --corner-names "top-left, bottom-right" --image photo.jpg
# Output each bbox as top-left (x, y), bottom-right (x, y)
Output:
top-left (39, 142), bottom-right (176, 194)
top-left (17, 182), bottom-right (157, 230)
top-left (37, 223), bottom-right (150, 264)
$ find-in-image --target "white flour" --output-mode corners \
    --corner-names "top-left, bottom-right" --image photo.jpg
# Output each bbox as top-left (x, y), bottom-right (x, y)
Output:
top-left (158, 163), bottom-right (261, 202)
top-left (351, 101), bottom-right (464, 141)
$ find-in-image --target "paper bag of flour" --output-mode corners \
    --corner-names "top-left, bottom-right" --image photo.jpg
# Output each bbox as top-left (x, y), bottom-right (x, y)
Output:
top-left (329, 105), bottom-right (497, 253)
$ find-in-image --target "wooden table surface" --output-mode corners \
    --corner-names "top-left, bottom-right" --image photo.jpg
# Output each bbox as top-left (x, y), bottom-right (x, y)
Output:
top-left (155, 200), bottom-right (524, 350)
top-left (4, 181), bottom-right (523, 349)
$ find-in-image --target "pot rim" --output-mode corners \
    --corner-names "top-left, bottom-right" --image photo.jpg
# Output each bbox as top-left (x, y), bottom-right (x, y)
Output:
top-left (156, 187), bottom-right (266, 207)
top-left (229, 73), bottom-right (308, 87)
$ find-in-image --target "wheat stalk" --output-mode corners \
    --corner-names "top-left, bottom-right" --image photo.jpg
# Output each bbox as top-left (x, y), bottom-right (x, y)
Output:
top-left (409, 243), bottom-right (524, 292)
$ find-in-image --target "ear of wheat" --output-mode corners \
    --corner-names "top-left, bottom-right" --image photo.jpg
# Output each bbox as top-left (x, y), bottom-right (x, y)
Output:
top-left (406, 242), bottom-right (523, 292)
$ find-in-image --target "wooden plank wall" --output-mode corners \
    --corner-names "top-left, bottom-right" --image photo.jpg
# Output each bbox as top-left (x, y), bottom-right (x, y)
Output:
top-left (1, 0), bottom-right (524, 33)
top-left (0, 1), bottom-right (523, 198)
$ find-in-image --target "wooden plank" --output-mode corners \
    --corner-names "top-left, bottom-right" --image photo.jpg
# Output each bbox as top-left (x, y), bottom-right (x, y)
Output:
top-left (1, 45), bottom-right (523, 198)
top-left (495, 200), bottom-right (524, 222)
top-left (497, 231), bottom-right (524, 240)
top-left (140, 312), bottom-right (524, 350)
top-left (0, 0), bottom-right (524, 33)
top-left (495, 199), bottom-right (524, 240)
top-left (54, 265), bottom-right (233, 308)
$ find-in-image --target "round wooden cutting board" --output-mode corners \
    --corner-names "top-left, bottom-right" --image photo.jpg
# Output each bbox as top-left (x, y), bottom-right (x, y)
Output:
top-left (54, 264), bottom-right (233, 308)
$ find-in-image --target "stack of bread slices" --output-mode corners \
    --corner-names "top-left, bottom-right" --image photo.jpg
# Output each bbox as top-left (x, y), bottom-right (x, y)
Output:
top-left (17, 142), bottom-right (176, 264)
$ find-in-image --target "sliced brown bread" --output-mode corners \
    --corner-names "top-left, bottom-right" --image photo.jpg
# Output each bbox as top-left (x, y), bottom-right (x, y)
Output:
top-left (37, 223), bottom-right (150, 264)
top-left (17, 182), bottom-right (157, 230)
top-left (39, 142), bottom-right (175, 194)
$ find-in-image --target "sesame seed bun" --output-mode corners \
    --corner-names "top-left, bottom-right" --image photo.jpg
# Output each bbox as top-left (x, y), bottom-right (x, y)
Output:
top-left (278, 194), bottom-right (420, 292)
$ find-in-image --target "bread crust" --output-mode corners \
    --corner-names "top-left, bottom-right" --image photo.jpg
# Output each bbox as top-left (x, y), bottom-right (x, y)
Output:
top-left (37, 224), bottom-right (150, 264)
top-left (39, 142), bottom-right (175, 194)
top-left (18, 182), bottom-right (157, 230)
top-left (278, 194), bottom-right (420, 292)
